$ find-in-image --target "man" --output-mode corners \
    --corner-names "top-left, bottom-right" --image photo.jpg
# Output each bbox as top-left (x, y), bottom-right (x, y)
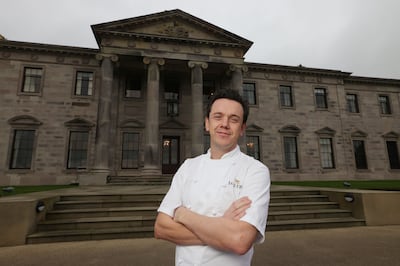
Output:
top-left (154, 88), bottom-right (270, 266)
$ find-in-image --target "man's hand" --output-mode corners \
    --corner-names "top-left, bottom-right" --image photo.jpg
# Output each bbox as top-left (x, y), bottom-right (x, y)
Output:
top-left (223, 196), bottom-right (252, 220)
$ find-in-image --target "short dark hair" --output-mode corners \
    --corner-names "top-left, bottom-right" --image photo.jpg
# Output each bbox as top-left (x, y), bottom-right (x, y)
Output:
top-left (206, 89), bottom-right (249, 123)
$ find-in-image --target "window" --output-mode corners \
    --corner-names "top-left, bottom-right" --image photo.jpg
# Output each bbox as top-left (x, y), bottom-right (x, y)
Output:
top-left (315, 88), bottom-right (327, 109)
top-left (125, 76), bottom-right (141, 98)
top-left (346, 94), bottom-right (359, 113)
top-left (10, 130), bottom-right (35, 169)
top-left (247, 136), bottom-right (260, 160)
top-left (283, 136), bottom-right (298, 169)
top-left (203, 80), bottom-right (215, 104)
top-left (67, 131), bottom-right (89, 169)
top-left (378, 95), bottom-right (391, 115)
top-left (353, 140), bottom-right (368, 169)
top-left (121, 132), bottom-right (140, 169)
top-left (22, 67), bottom-right (43, 93)
top-left (75, 71), bottom-right (93, 96)
top-left (165, 79), bottom-right (180, 117)
top-left (279, 85), bottom-right (293, 107)
top-left (320, 138), bottom-right (335, 168)
top-left (386, 141), bottom-right (400, 169)
top-left (243, 82), bottom-right (256, 105)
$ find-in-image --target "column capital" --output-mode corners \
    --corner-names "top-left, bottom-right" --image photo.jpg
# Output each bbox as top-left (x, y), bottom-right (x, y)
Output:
top-left (188, 61), bottom-right (208, 69)
top-left (228, 64), bottom-right (248, 73)
top-left (95, 53), bottom-right (119, 62)
top-left (143, 57), bottom-right (165, 66)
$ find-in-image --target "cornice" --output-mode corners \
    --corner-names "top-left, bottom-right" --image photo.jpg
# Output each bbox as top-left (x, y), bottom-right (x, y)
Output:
top-left (0, 40), bottom-right (99, 56)
top-left (345, 75), bottom-right (400, 86)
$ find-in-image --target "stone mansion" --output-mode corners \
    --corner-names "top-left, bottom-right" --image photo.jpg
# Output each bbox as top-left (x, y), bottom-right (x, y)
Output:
top-left (0, 9), bottom-right (399, 185)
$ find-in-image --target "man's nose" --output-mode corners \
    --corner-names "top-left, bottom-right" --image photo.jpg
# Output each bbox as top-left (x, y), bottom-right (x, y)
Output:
top-left (220, 117), bottom-right (229, 128)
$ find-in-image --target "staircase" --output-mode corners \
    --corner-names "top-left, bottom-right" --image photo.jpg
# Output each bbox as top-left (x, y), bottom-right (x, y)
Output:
top-left (26, 187), bottom-right (365, 244)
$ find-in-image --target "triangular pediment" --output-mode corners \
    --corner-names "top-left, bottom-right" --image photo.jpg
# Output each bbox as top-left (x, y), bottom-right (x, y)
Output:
top-left (315, 127), bottom-right (336, 136)
top-left (8, 115), bottom-right (42, 126)
top-left (64, 118), bottom-right (94, 128)
top-left (92, 9), bottom-right (252, 51)
top-left (382, 131), bottom-right (399, 139)
top-left (351, 130), bottom-right (367, 138)
top-left (160, 118), bottom-right (188, 129)
top-left (246, 123), bottom-right (264, 132)
top-left (119, 119), bottom-right (145, 128)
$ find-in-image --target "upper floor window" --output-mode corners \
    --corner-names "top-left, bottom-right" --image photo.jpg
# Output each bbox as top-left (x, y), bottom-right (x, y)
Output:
top-left (346, 94), bottom-right (359, 113)
top-left (378, 95), bottom-right (391, 115)
top-left (279, 85), bottom-right (293, 107)
top-left (203, 80), bottom-right (215, 104)
top-left (10, 130), bottom-right (35, 169)
top-left (315, 88), bottom-right (327, 109)
top-left (125, 76), bottom-right (142, 98)
top-left (75, 71), bottom-right (93, 96)
top-left (165, 79), bottom-right (180, 117)
top-left (22, 67), bottom-right (43, 94)
top-left (246, 135), bottom-right (260, 160)
top-left (121, 132), bottom-right (140, 169)
top-left (243, 82), bottom-right (257, 105)
top-left (67, 131), bottom-right (89, 169)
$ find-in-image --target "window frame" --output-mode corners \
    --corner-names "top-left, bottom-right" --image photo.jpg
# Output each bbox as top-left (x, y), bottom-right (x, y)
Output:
top-left (346, 93), bottom-right (360, 113)
top-left (243, 82), bottom-right (257, 106)
top-left (121, 132), bottom-right (141, 169)
top-left (319, 137), bottom-right (335, 169)
top-left (66, 131), bottom-right (90, 170)
top-left (9, 129), bottom-right (36, 170)
top-left (73, 70), bottom-right (95, 98)
top-left (279, 85), bottom-right (295, 108)
top-left (352, 139), bottom-right (368, 170)
top-left (18, 66), bottom-right (45, 96)
top-left (378, 94), bottom-right (392, 115)
top-left (246, 135), bottom-right (261, 160)
top-left (314, 87), bottom-right (328, 109)
top-left (124, 75), bottom-right (143, 99)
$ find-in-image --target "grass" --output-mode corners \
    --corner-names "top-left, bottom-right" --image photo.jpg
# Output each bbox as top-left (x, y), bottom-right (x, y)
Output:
top-left (0, 184), bottom-right (78, 197)
top-left (272, 180), bottom-right (400, 191)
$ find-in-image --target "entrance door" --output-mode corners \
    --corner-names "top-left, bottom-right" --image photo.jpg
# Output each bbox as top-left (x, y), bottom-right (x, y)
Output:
top-left (162, 136), bottom-right (180, 174)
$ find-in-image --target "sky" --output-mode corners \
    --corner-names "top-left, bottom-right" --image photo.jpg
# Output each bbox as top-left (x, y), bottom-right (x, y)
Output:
top-left (1, 0), bottom-right (399, 79)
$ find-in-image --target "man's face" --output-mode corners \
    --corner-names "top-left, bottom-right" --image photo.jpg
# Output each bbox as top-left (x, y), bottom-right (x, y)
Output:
top-left (205, 98), bottom-right (246, 158)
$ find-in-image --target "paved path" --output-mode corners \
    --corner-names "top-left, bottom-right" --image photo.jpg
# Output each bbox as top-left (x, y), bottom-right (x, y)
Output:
top-left (0, 225), bottom-right (399, 266)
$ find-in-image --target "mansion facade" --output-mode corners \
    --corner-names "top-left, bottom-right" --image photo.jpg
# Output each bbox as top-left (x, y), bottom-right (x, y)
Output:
top-left (0, 9), bottom-right (399, 185)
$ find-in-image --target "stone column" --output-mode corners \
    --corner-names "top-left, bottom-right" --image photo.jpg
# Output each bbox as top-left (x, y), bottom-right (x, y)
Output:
top-left (142, 57), bottom-right (165, 175)
top-left (188, 61), bottom-right (208, 156)
top-left (87, 54), bottom-right (118, 185)
top-left (229, 64), bottom-right (248, 152)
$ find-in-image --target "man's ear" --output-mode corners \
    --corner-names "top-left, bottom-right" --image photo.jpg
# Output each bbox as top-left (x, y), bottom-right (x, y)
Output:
top-left (240, 123), bottom-right (246, 136)
top-left (205, 117), bottom-right (210, 132)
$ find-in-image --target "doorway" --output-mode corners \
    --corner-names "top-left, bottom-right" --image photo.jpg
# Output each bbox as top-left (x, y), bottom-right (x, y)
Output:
top-left (162, 136), bottom-right (180, 174)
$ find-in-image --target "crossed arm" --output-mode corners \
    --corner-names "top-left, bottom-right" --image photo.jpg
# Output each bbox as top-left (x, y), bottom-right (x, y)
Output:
top-left (154, 196), bottom-right (258, 255)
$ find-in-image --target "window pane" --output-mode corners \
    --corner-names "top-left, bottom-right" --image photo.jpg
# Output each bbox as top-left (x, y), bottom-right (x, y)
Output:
top-left (320, 138), bottom-right (335, 168)
top-left (22, 67), bottom-right (42, 93)
top-left (67, 131), bottom-right (88, 169)
top-left (280, 85), bottom-right (293, 107)
top-left (10, 130), bottom-right (35, 169)
top-left (75, 72), bottom-right (93, 96)
top-left (379, 95), bottom-right (391, 114)
top-left (315, 88), bottom-right (327, 108)
top-left (243, 83), bottom-right (256, 105)
top-left (346, 94), bottom-right (359, 113)
top-left (386, 141), bottom-right (400, 169)
top-left (284, 136), bottom-right (298, 169)
top-left (125, 77), bottom-right (141, 98)
top-left (203, 80), bottom-right (215, 104)
top-left (353, 140), bottom-right (368, 169)
top-left (122, 133), bottom-right (139, 168)
top-left (247, 136), bottom-right (260, 160)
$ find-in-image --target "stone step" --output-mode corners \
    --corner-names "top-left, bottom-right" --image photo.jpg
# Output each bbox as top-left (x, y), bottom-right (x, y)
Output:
top-left (46, 206), bottom-right (158, 220)
top-left (270, 194), bottom-right (329, 203)
top-left (54, 199), bottom-right (162, 210)
top-left (269, 201), bottom-right (339, 212)
top-left (27, 226), bottom-right (155, 244)
top-left (267, 217), bottom-right (366, 231)
top-left (37, 216), bottom-right (156, 231)
top-left (59, 194), bottom-right (165, 202)
top-left (270, 190), bottom-right (321, 197)
top-left (268, 209), bottom-right (352, 221)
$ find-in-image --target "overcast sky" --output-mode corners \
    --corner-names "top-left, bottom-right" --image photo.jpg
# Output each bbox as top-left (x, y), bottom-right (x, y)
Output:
top-left (1, 0), bottom-right (399, 79)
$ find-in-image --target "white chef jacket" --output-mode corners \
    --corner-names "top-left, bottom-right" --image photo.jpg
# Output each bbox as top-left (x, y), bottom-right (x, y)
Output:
top-left (158, 146), bottom-right (271, 266)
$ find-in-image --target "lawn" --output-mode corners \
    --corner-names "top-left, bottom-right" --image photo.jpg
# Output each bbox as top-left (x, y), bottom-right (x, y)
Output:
top-left (0, 185), bottom-right (78, 197)
top-left (272, 180), bottom-right (400, 191)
